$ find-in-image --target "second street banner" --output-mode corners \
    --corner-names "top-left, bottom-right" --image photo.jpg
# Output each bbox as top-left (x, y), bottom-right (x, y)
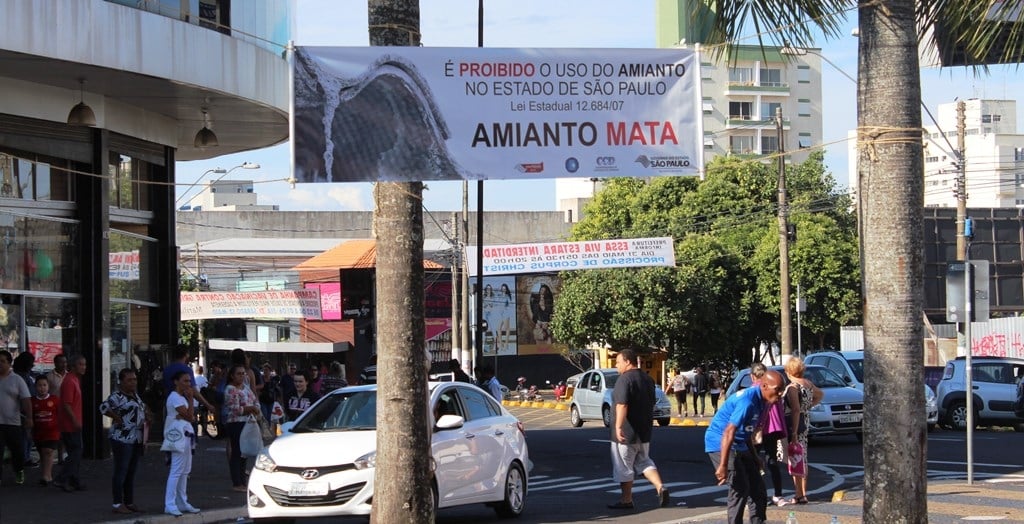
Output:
top-left (294, 47), bottom-right (702, 182)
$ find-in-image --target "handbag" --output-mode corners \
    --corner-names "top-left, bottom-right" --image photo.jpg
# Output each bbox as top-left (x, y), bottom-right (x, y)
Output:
top-left (160, 419), bottom-right (191, 454)
top-left (257, 412), bottom-right (275, 442)
top-left (240, 415), bottom-right (264, 457)
top-left (787, 441), bottom-right (807, 477)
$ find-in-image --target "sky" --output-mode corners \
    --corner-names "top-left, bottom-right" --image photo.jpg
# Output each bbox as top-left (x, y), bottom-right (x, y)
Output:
top-left (174, 0), bottom-right (1024, 214)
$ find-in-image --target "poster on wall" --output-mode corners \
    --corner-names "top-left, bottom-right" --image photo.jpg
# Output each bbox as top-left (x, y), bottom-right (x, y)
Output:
top-left (516, 275), bottom-right (567, 356)
top-left (480, 276), bottom-right (517, 357)
top-left (293, 47), bottom-right (702, 182)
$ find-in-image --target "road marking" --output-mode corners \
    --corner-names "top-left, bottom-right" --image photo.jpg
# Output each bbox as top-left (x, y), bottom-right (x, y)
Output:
top-left (530, 478), bottom-right (614, 492)
top-left (928, 460), bottom-right (1024, 468)
top-left (528, 476), bottom-right (581, 486)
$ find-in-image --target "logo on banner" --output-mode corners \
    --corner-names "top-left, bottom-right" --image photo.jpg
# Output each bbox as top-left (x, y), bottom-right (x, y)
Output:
top-left (595, 156), bottom-right (618, 172)
top-left (515, 162), bottom-right (545, 174)
top-left (564, 157), bottom-right (580, 173)
top-left (634, 155), bottom-right (692, 170)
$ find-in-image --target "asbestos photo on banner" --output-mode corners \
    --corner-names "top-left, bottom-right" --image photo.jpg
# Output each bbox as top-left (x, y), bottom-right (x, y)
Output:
top-left (482, 276), bottom-right (517, 357)
top-left (516, 275), bottom-right (566, 355)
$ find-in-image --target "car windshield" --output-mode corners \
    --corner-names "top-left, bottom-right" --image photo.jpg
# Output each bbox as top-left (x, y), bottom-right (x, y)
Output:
top-left (291, 390), bottom-right (377, 432)
top-left (805, 367), bottom-right (849, 388)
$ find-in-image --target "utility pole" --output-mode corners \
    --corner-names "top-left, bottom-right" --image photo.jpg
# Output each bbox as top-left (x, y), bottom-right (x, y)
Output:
top-left (195, 242), bottom-right (205, 367)
top-left (956, 99), bottom-right (968, 259)
top-left (450, 212), bottom-right (459, 363)
top-left (461, 184), bottom-right (470, 373)
top-left (776, 107), bottom-right (792, 356)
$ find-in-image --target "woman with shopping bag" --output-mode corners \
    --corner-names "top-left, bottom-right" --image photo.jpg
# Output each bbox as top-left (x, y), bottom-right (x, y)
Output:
top-left (224, 364), bottom-right (261, 492)
top-left (784, 357), bottom-right (823, 505)
top-left (163, 371), bottom-right (200, 516)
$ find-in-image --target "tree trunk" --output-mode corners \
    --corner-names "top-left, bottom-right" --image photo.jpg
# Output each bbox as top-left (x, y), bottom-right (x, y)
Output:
top-left (858, 1), bottom-right (928, 521)
top-left (368, 2), bottom-right (433, 523)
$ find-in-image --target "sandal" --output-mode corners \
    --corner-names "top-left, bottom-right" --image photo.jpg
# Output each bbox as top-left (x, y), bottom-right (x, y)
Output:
top-left (607, 501), bottom-right (635, 510)
top-left (796, 496), bottom-right (809, 504)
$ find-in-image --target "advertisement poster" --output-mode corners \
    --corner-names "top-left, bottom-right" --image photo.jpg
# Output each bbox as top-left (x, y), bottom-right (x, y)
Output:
top-left (481, 276), bottom-right (517, 357)
top-left (516, 275), bottom-right (567, 355)
top-left (180, 290), bottom-right (322, 320)
top-left (467, 237), bottom-right (675, 276)
top-left (293, 47), bottom-right (702, 182)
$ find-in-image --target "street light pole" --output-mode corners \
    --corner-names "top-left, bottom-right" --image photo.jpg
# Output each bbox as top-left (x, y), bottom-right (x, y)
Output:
top-left (177, 162), bottom-right (260, 208)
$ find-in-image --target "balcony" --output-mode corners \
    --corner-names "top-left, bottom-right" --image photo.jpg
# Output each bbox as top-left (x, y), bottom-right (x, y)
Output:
top-left (725, 116), bottom-right (791, 129)
top-left (724, 81), bottom-right (791, 96)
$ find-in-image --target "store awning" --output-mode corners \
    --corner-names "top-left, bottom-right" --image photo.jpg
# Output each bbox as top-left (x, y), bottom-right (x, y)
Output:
top-left (293, 239), bottom-right (444, 270)
top-left (207, 339), bottom-right (350, 354)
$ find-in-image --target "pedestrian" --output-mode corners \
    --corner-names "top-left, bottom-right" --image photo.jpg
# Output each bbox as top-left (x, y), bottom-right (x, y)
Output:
top-left (606, 348), bottom-right (671, 510)
top-left (164, 371), bottom-right (200, 516)
top-left (46, 354), bottom-right (68, 464)
top-left (449, 359), bottom-right (472, 383)
top-left (709, 370), bottom-right (723, 414)
top-left (783, 357), bottom-right (823, 505)
top-left (12, 351), bottom-right (36, 468)
top-left (31, 376), bottom-right (60, 487)
top-left (703, 368), bottom-right (785, 524)
top-left (669, 370), bottom-right (689, 417)
top-left (99, 369), bottom-right (148, 514)
top-left (0, 350), bottom-right (32, 485)
top-left (308, 364), bottom-right (324, 396)
top-left (53, 354), bottom-right (86, 492)
top-left (224, 364), bottom-right (261, 492)
top-left (691, 366), bottom-right (708, 417)
top-left (162, 346), bottom-right (215, 420)
top-left (284, 370), bottom-right (319, 421)
top-left (359, 354), bottom-right (377, 385)
top-left (321, 361), bottom-right (348, 394)
top-left (476, 364), bottom-right (503, 402)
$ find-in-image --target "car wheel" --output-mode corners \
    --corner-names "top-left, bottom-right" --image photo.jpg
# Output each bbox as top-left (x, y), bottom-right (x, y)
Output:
top-left (946, 401), bottom-right (973, 431)
top-left (602, 405), bottom-right (612, 428)
top-left (570, 406), bottom-right (583, 427)
top-left (657, 417), bottom-right (670, 427)
top-left (494, 462), bottom-right (526, 518)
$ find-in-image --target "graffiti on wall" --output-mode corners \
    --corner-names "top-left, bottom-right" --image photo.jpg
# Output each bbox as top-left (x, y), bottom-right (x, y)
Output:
top-left (972, 332), bottom-right (1024, 358)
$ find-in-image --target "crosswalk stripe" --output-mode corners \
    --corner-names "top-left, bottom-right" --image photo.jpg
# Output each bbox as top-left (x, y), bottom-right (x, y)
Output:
top-left (528, 476), bottom-right (581, 486)
top-left (530, 478), bottom-right (613, 492)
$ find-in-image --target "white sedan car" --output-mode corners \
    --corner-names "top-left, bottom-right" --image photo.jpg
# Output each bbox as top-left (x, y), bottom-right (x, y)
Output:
top-left (247, 383), bottom-right (529, 521)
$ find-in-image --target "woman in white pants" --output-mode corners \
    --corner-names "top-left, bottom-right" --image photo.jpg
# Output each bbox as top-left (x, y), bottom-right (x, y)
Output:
top-left (164, 371), bottom-right (200, 516)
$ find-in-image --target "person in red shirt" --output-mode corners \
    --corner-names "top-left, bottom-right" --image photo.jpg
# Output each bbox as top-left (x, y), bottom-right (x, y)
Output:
top-left (31, 376), bottom-right (60, 486)
top-left (54, 354), bottom-right (86, 492)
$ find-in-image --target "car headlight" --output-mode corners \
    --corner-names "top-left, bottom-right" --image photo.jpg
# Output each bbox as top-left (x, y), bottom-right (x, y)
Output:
top-left (354, 451), bottom-right (377, 470)
top-left (253, 450), bottom-right (276, 472)
top-left (809, 403), bottom-right (825, 413)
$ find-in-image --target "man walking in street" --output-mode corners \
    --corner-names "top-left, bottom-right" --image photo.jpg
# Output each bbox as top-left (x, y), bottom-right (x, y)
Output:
top-left (704, 369), bottom-right (785, 524)
top-left (54, 354), bottom-right (86, 492)
top-left (0, 350), bottom-right (33, 485)
top-left (606, 348), bottom-right (671, 510)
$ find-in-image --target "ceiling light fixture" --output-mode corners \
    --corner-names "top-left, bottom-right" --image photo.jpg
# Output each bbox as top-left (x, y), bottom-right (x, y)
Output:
top-left (194, 108), bottom-right (219, 148)
top-left (66, 78), bottom-right (97, 127)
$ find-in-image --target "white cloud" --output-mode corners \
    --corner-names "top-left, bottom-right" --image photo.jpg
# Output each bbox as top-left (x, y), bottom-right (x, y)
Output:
top-left (327, 185), bottom-right (372, 211)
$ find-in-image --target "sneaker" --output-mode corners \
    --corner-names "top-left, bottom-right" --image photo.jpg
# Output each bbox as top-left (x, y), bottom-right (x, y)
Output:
top-left (15, 470), bottom-right (25, 485)
top-left (165, 507), bottom-right (183, 517)
top-left (37, 479), bottom-right (50, 487)
top-left (181, 505), bottom-right (201, 514)
top-left (25, 460), bottom-right (40, 468)
top-left (658, 487), bottom-right (671, 507)
top-left (113, 505), bottom-right (133, 515)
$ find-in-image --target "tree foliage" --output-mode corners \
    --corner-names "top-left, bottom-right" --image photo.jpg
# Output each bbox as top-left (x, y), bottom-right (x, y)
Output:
top-left (552, 152), bottom-right (859, 367)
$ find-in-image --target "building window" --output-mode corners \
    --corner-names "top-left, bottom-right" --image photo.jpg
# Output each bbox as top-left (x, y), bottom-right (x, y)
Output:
top-left (759, 68), bottom-right (782, 87)
top-left (729, 101), bottom-right (753, 120)
top-left (730, 136), bottom-right (756, 154)
top-left (761, 102), bottom-right (782, 119)
top-left (704, 134), bottom-right (715, 148)
top-left (761, 136), bottom-right (779, 154)
top-left (982, 114), bottom-right (992, 123)
top-left (925, 156), bottom-right (939, 163)
top-left (798, 136), bottom-right (812, 149)
top-left (728, 67), bottom-right (754, 84)
top-left (107, 153), bottom-right (153, 211)
top-left (797, 66), bottom-right (810, 83)
top-left (701, 63), bottom-right (715, 79)
top-left (0, 152), bottom-right (75, 202)
top-left (993, 114), bottom-right (1002, 122)
top-left (1015, 173), bottom-right (1024, 186)
top-left (1016, 147), bottom-right (1024, 161)
top-left (702, 100), bottom-right (714, 113)
top-left (798, 100), bottom-right (811, 116)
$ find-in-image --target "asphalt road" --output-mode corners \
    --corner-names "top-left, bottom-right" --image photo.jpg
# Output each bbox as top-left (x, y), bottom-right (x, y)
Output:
top-left (306, 406), bottom-right (1024, 523)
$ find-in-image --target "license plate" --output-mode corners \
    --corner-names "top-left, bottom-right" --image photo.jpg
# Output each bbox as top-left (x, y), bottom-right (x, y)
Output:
top-left (288, 481), bottom-right (329, 497)
top-left (838, 414), bottom-right (862, 424)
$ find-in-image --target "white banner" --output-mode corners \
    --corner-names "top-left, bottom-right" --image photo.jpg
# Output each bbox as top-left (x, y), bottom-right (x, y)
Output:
top-left (293, 47), bottom-right (702, 182)
top-left (180, 290), bottom-right (322, 321)
top-left (466, 237), bottom-right (676, 276)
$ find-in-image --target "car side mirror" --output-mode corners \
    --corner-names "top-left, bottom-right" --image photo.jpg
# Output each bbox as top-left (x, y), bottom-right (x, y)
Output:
top-left (434, 414), bottom-right (464, 431)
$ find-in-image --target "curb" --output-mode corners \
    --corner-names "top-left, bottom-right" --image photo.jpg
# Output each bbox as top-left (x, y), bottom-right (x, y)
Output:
top-left (108, 506), bottom-right (247, 524)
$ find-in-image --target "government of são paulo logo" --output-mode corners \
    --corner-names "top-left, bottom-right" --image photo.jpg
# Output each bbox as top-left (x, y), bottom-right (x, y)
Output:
top-left (634, 154), bottom-right (692, 171)
top-left (564, 157), bottom-right (580, 173)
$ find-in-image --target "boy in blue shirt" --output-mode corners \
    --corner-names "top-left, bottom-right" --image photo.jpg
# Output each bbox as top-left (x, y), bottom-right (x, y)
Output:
top-left (704, 369), bottom-right (785, 524)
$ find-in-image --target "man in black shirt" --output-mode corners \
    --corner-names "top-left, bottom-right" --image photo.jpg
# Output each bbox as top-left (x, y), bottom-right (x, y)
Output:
top-left (607, 348), bottom-right (671, 510)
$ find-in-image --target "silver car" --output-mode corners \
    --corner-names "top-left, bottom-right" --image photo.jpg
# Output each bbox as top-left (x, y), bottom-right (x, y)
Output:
top-left (568, 368), bottom-right (672, 428)
top-left (725, 364), bottom-right (864, 440)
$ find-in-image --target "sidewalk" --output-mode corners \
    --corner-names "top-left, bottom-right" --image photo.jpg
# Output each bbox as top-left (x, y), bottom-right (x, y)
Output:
top-left (0, 435), bottom-right (250, 524)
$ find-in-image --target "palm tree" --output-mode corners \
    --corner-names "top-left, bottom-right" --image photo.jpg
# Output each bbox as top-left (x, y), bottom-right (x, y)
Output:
top-left (700, 1), bottom-right (1023, 520)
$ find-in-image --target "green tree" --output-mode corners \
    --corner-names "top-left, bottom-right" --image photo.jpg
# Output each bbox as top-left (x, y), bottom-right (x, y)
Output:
top-left (700, 1), bottom-right (1023, 519)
